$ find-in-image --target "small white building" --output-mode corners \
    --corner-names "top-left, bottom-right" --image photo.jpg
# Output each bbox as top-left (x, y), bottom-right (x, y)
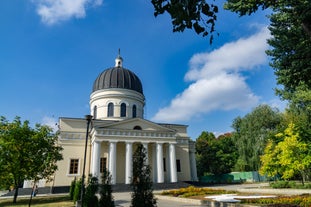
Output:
top-left (51, 54), bottom-right (198, 188)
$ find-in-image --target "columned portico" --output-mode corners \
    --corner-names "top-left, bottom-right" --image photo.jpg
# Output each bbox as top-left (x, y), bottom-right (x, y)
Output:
top-left (91, 140), bottom-right (101, 177)
top-left (125, 142), bottom-right (133, 184)
top-left (108, 141), bottom-right (117, 184)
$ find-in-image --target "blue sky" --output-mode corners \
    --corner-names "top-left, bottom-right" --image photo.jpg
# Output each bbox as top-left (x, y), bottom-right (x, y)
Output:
top-left (0, 0), bottom-right (286, 139)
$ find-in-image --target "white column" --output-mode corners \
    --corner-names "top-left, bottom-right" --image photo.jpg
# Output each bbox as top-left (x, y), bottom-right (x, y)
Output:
top-left (142, 143), bottom-right (149, 164)
top-left (169, 143), bottom-right (177, 182)
top-left (108, 141), bottom-right (117, 184)
top-left (91, 141), bottom-right (101, 177)
top-left (156, 143), bottom-right (164, 183)
top-left (190, 150), bottom-right (198, 181)
top-left (165, 145), bottom-right (170, 182)
top-left (152, 144), bottom-right (157, 183)
top-left (125, 142), bottom-right (133, 184)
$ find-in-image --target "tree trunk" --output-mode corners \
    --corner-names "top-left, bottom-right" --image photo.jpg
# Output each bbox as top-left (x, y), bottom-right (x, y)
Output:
top-left (13, 187), bottom-right (19, 203)
top-left (28, 183), bottom-right (36, 207)
top-left (300, 171), bottom-right (306, 186)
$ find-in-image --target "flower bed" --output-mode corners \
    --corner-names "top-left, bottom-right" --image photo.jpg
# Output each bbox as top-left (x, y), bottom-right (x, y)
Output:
top-left (161, 186), bottom-right (237, 198)
top-left (240, 194), bottom-right (311, 206)
top-left (161, 186), bottom-right (311, 206)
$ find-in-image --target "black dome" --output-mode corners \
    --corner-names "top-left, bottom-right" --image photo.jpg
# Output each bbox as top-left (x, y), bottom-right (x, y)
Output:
top-left (92, 66), bottom-right (143, 94)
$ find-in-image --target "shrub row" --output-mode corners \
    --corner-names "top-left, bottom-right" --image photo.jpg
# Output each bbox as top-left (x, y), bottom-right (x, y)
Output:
top-left (270, 181), bottom-right (311, 189)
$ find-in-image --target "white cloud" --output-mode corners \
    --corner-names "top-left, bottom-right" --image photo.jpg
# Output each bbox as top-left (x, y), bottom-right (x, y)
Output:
top-left (152, 27), bottom-right (271, 122)
top-left (42, 116), bottom-right (59, 132)
top-left (266, 99), bottom-right (288, 112)
top-left (32, 0), bottom-right (103, 25)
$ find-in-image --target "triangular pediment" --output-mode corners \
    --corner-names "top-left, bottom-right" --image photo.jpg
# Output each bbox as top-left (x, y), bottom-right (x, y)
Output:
top-left (94, 118), bottom-right (176, 133)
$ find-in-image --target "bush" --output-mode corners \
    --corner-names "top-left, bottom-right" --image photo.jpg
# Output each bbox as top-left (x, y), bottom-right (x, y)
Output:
top-left (83, 176), bottom-right (99, 207)
top-left (73, 179), bottom-right (82, 203)
top-left (270, 181), bottom-right (296, 188)
top-left (69, 178), bottom-right (76, 200)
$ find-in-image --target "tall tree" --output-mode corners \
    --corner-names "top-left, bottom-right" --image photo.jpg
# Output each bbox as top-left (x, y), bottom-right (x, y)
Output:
top-left (284, 86), bottom-right (311, 142)
top-left (196, 132), bottom-right (237, 176)
top-left (99, 168), bottom-right (115, 207)
top-left (195, 131), bottom-right (215, 176)
top-left (83, 176), bottom-right (99, 207)
top-left (0, 116), bottom-right (63, 203)
top-left (232, 105), bottom-right (282, 171)
top-left (131, 144), bottom-right (156, 207)
top-left (260, 123), bottom-right (311, 184)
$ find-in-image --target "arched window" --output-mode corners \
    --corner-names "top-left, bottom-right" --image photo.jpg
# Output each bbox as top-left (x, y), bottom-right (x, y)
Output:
top-left (133, 125), bottom-right (142, 130)
top-left (108, 103), bottom-right (114, 117)
top-left (93, 105), bottom-right (97, 119)
top-left (121, 103), bottom-right (126, 117)
top-left (132, 105), bottom-right (137, 118)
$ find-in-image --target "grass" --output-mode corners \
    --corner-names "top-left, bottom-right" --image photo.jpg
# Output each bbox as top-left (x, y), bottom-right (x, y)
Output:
top-left (0, 195), bottom-right (74, 207)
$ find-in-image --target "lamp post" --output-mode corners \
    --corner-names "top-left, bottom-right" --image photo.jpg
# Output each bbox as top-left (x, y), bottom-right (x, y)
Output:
top-left (79, 115), bottom-right (93, 206)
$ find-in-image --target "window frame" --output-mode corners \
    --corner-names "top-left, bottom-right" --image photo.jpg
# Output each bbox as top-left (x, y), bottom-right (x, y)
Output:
top-left (120, 103), bottom-right (126, 117)
top-left (132, 105), bottom-right (137, 118)
top-left (107, 102), bottom-right (114, 117)
top-left (68, 158), bottom-right (80, 176)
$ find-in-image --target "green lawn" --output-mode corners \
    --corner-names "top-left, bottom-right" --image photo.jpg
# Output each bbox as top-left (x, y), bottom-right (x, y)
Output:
top-left (0, 195), bottom-right (74, 207)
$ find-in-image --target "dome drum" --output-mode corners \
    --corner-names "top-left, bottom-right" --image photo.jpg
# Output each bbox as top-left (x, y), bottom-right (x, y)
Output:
top-left (90, 54), bottom-right (145, 120)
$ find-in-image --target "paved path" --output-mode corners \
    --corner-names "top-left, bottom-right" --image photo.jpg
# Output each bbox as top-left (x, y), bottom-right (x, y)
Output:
top-left (114, 191), bottom-right (203, 207)
top-left (1, 183), bottom-right (310, 207)
top-left (207, 183), bottom-right (311, 196)
top-left (113, 183), bottom-right (311, 207)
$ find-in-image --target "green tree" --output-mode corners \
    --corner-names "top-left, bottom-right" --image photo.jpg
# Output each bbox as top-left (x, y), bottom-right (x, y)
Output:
top-left (260, 123), bottom-right (311, 184)
top-left (232, 105), bottom-right (282, 171)
top-left (224, 0), bottom-right (311, 37)
top-left (284, 86), bottom-right (311, 142)
top-left (259, 140), bottom-right (282, 178)
top-left (151, 0), bottom-right (218, 42)
top-left (211, 133), bottom-right (238, 175)
top-left (131, 144), bottom-right (156, 207)
top-left (195, 131), bottom-right (215, 176)
top-left (99, 168), bottom-right (115, 207)
top-left (0, 116), bottom-right (63, 203)
top-left (196, 132), bottom-right (237, 176)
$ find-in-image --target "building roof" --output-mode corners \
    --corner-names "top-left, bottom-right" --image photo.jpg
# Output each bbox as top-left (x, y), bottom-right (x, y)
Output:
top-left (92, 54), bottom-right (143, 94)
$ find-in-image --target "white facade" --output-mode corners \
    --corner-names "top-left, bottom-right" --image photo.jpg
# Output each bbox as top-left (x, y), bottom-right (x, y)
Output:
top-left (51, 55), bottom-right (198, 187)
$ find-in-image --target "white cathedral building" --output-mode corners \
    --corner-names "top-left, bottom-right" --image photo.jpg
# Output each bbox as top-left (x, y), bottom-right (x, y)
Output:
top-left (49, 54), bottom-right (198, 188)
